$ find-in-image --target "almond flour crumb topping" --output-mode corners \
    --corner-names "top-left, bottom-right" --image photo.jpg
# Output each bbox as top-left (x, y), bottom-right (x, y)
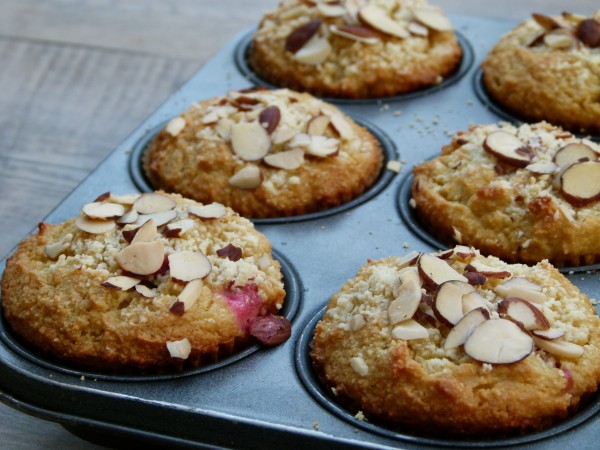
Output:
top-left (325, 247), bottom-right (594, 375)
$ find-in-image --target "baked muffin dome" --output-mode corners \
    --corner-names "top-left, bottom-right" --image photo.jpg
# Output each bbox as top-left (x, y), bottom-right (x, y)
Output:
top-left (482, 11), bottom-right (600, 135)
top-left (1, 192), bottom-right (288, 373)
top-left (144, 88), bottom-right (383, 218)
top-left (312, 247), bottom-right (600, 436)
top-left (250, 0), bottom-right (462, 98)
top-left (412, 121), bottom-right (600, 267)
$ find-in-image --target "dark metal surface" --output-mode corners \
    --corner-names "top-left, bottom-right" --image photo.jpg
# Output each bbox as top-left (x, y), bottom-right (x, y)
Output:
top-left (0, 15), bottom-right (599, 450)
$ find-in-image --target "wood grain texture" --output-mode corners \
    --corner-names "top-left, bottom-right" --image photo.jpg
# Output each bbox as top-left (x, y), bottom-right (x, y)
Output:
top-left (0, 1), bottom-right (598, 449)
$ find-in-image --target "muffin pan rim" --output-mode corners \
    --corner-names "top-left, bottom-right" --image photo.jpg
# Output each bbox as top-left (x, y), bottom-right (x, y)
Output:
top-left (295, 305), bottom-right (600, 447)
top-left (233, 28), bottom-right (475, 105)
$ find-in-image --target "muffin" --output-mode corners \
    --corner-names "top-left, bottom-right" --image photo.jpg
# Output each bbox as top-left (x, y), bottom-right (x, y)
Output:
top-left (144, 88), bottom-right (384, 218)
top-left (412, 121), bottom-right (600, 267)
top-left (1, 192), bottom-right (290, 373)
top-left (482, 11), bottom-right (600, 135)
top-left (311, 247), bottom-right (600, 436)
top-left (250, 0), bottom-right (462, 98)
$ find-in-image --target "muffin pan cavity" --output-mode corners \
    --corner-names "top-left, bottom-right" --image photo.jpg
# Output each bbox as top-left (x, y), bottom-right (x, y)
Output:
top-left (234, 30), bottom-right (475, 105)
top-left (296, 306), bottom-right (600, 448)
top-left (129, 116), bottom-right (398, 224)
top-left (0, 249), bottom-right (302, 382)
top-left (398, 170), bottom-right (600, 274)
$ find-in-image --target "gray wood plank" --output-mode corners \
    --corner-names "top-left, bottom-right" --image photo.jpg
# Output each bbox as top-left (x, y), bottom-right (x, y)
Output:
top-left (0, 37), bottom-right (198, 258)
top-left (0, 0), bottom-right (276, 60)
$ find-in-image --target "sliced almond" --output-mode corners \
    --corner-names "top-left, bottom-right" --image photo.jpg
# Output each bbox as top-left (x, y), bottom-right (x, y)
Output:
top-left (452, 245), bottom-right (476, 261)
top-left (75, 216), bottom-right (116, 234)
top-left (136, 210), bottom-right (177, 227)
top-left (165, 117), bottom-right (186, 136)
top-left (130, 219), bottom-right (157, 244)
top-left (293, 34), bottom-right (332, 65)
top-left (259, 106), bottom-right (281, 135)
top-left (170, 278), bottom-right (203, 316)
top-left (464, 318), bottom-right (534, 364)
top-left (133, 193), bottom-right (176, 214)
top-left (263, 149), bottom-right (305, 170)
top-left (461, 291), bottom-right (489, 315)
top-left (45, 233), bottom-right (73, 259)
top-left (483, 131), bottom-right (532, 168)
top-left (271, 127), bottom-right (296, 145)
top-left (391, 319), bottom-right (429, 340)
top-left (165, 219), bottom-right (196, 238)
top-left (188, 202), bottom-right (228, 219)
top-left (304, 135), bottom-right (340, 157)
top-left (417, 253), bottom-right (468, 291)
top-left (494, 277), bottom-right (546, 304)
top-left (285, 19), bottom-right (323, 53)
top-left (359, 4), bottom-right (409, 38)
top-left (398, 266), bottom-right (422, 287)
top-left (109, 193), bottom-right (141, 205)
top-left (526, 161), bottom-right (558, 174)
top-left (82, 202), bottom-right (126, 220)
top-left (532, 336), bottom-right (584, 359)
top-left (397, 250), bottom-right (420, 267)
top-left (116, 209), bottom-right (139, 225)
top-left (229, 165), bottom-right (263, 189)
top-left (216, 243), bottom-right (242, 261)
top-left (215, 118), bottom-right (234, 140)
top-left (532, 13), bottom-right (561, 31)
top-left (544, 28), bottom-right (575, 48)
top-left (388, 278), bottom-right (421, 325)
top-left (560, 161), bottom-right (600, 206)
top-left (166, 338), bottom-right (191, 359)
top-left (350, 356), bottom-right (369, 376)
top-left (465, 260), bottom-right (511, 279)
top-left (330, 24), bottom-right (380, 43)
top-left (532, 328), bottom-right (565, 340)
top-left (317, 3), bottom-right (346, 17)
top-left (497, 297), bottom-right (550, 330)
top-left (444, 307), bottom-right (490, 350)
top-left (115, 240), bottom-right (165, 275)
top-left (168, 251), bottom-right (212, 282)
top-left (433, 280), bottom-right (476, 326)
top-left (576, 19), bottom-right (600, 48)
top-left (135, 284), bottom-right (158, 298)
top-left (230, 121), bottom-right (271, 161)
top-left (407, 21), bottom-right (429, 36)
top-left (307, 115), bottom-right (331, 136)
top-left (324, 112), bottom-right (355, 140)
top-left (412, 7), bottom-right (453, 32)
top-left (554, 143), bottom-right (598, 167)
top-left (101, 275), bottom-right (141, 291)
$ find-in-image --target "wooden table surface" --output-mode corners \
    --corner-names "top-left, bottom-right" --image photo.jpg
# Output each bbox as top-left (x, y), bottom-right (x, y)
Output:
top-left (0, 1), bottom-right (597, 448)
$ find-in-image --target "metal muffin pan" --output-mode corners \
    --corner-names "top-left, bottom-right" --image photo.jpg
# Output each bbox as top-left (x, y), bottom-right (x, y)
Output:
top-left (0, 15), bottom-right (599, 449)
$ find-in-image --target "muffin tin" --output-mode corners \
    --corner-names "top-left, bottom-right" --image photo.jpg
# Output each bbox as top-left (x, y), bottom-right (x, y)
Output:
top-left (1, 14), bottom-right (599, 449)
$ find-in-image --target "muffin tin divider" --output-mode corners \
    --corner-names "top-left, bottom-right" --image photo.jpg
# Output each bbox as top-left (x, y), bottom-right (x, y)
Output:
top-left (0, 16), bottom-right (599, 449)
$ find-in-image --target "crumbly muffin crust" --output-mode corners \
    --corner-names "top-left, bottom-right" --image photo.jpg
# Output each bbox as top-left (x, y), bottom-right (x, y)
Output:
top-left (1, 192), bottom-right (286, 372)
top-left (482, 11), bottom-right (600, 135)
top-left (144, 88), bottom-right (383, 218)
top-left (250, 0), bottom-right (462, 98)
top-left (312, 248), bottom-right (600, 436)
top-left (412, 121), bottom-right (600, 267)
